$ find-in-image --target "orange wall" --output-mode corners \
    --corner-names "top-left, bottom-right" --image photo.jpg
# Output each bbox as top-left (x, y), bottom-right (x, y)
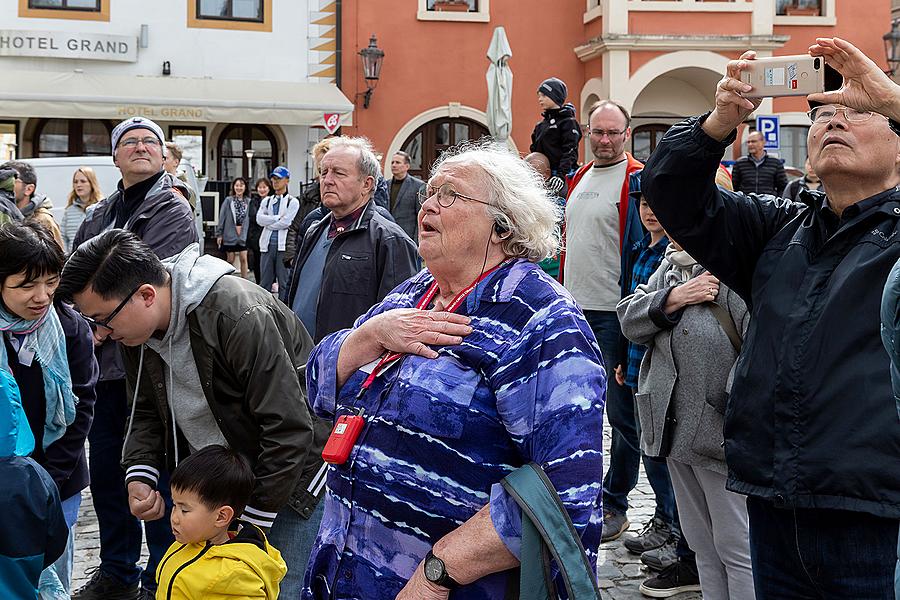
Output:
top-left (341, 0), bottom-right (586, 161)
top-left (629, 11), bottom-right (750, 35)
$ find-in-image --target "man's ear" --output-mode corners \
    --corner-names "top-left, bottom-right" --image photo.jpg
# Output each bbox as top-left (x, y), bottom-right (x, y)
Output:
top-left (215, 505), bottom-right (235, 529)
top-left (138, 284), bottom-right (158, 307)
top-left (363, 175), bottom-right (375, 196)
top-left (24, 183), bottom-right (35, 198)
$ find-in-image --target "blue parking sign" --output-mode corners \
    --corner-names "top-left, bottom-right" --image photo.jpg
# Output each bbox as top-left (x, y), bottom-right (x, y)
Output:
top-left (756, 115), bottom-right (780, 150)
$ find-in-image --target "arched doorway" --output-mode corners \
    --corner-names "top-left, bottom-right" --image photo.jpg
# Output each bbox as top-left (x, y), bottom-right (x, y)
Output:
top-left (400, 117), bottom-right (489, 181)
top-left (217, 124), bottom-right (278, 183)
top-left (629, 66), bottom-right (721, 162)
top-left (34, 118), bottom-right (111, 157)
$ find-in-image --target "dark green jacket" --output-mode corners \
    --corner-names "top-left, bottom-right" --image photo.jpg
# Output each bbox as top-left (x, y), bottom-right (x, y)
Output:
top-left (121, 274), bottom-right (328, 523)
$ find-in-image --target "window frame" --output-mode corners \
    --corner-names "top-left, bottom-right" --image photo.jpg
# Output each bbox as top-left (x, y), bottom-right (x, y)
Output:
top-left (169, 126), bottom-right (207, 177)
top-left (417, 0), bottom-right (489, 23)
top-left (188, 0), bottom-right (272, 32)
top-left (33, 118), bottom-right (112, 158)
top-left (773, 0), bottom-right (836, 26)
top-left (18, 0), bottom-right (109, 21)
top-left (0, 121), bottom-right (20, 162)
top-left (216, 124), bottom-right (278, 182)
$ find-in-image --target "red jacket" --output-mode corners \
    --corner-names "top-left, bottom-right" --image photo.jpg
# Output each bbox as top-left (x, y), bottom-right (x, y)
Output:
top-left (558, 153), bottom-right (644, 283)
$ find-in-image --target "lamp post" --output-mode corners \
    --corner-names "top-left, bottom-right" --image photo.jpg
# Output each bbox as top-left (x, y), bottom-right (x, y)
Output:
top-left (358, 34), bottom-right (385, 109)
top-left (884, 20), bottom-right (900, 77)
top-left (244, 148), bottom-right (255, 179)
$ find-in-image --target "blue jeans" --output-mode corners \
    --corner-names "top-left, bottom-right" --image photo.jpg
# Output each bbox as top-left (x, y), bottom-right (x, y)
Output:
top-left (583, 310), bottom-right (675, 524)
top-left (88, 379), bottom-right (174, 590)
top-left (259, 249), bottom-right (289, 293)
top-left (747, 496), bottom-right (898, 599)
top-left (268, 500), bottom-right (326, 599)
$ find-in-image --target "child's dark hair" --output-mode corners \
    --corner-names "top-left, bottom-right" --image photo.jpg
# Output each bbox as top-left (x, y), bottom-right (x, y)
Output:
top-left (170, 445), bottom-right (253, 515)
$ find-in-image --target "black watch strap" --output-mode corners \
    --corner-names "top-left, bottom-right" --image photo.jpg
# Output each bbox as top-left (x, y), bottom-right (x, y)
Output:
top-left (424, 549), bottom-right (460, 589)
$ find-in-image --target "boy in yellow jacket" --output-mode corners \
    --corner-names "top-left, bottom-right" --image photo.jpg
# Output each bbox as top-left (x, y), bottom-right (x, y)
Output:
top-left (155, 445), bottom-right (287, 600)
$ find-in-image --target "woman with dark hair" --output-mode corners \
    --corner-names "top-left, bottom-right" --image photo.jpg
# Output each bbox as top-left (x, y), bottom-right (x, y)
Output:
top-left (0, 221), bottom-right (97, 598)
top-left (216, 177), bottom-right (251, 278)
top-left (247, 178), bottom-right (271, 284)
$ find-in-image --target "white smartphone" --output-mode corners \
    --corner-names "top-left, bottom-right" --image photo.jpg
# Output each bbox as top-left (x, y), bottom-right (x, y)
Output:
top-left (740, 54), bottom-right (825, 98)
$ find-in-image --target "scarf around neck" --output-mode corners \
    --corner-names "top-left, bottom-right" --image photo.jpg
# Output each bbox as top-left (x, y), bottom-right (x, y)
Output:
top-left (0, 303), bottom-right (77, 450)
top-left (664, 244), bottom-right (700, 287)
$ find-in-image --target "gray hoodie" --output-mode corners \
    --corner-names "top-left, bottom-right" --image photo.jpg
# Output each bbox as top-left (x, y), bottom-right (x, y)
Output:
top-left (142, 243), bottom-right (234, 458)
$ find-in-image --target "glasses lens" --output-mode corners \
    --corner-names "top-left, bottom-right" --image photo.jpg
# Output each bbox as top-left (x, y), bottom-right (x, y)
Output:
top-left (846, 108), bottom-right (872, 122)
top-left (437, 184), bottom-right (458, 208)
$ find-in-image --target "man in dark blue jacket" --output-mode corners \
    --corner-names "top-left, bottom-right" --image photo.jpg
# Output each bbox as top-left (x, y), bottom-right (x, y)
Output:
top-left (642, 38), bottom-right (900, 598)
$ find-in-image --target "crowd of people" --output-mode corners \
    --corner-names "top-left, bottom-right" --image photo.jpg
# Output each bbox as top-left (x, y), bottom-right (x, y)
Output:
top-left (1, 35), bottom-right (899, 600)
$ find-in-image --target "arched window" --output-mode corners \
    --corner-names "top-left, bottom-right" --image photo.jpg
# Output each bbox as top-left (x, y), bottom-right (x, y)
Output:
top-left (34, 118), bottom-right (111, 157)
top-left (217, 124), bottom-right (278, 182)
top-left (400, 118), bottom-right (489, 181)
top-left (631, 124), bottom-right (671, 163)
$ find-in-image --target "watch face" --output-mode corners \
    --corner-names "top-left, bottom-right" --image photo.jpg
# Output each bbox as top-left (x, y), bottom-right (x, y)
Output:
top-left (424, 556), bottom-right (444, 581)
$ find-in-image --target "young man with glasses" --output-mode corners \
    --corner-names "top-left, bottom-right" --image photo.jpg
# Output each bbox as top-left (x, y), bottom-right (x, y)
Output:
top-left (58, 228), bottom-right (328, 599)
top-left (71, 116), bottom-right (198, 600)
top-left (642, 38), bottom-right (900, 598)
top-left (284, 137), bottom-right (417, 344)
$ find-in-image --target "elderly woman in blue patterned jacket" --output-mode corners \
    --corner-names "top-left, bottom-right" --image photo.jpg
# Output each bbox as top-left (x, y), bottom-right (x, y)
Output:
top-left (302, 142), bottom-right (606, 600)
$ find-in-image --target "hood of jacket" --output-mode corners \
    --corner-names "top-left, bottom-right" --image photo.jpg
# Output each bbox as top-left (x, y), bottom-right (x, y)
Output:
top-left (213, 524), bottom-right (286, 599)
top-left (0, 369), bottom-right (35, 458)
top-left (542, 103), bottom-right (577, 121)
top-left (151, 243), bottom-right (234, 351)
top-left (20, 193), bottom-right (53, 219)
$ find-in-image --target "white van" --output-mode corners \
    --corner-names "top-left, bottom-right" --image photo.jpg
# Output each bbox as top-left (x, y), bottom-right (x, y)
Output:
top-left (20, 156), bottom-right (205, 251)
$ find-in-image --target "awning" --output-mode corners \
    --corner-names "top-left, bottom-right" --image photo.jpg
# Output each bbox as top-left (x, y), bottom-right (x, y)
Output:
top-left (0, 69), bottom-right (354, 127)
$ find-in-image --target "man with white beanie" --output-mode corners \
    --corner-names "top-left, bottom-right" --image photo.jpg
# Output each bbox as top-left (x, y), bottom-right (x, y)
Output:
top-left (71, 116), bottom-right (197, 600)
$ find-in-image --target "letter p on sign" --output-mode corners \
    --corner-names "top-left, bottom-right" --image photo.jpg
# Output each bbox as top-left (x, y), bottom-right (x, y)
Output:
top-left (756, 115), bottom-right (780, 150)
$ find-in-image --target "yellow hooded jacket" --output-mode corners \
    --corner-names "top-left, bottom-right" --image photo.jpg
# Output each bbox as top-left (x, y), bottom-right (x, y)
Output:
top-left (155, 523), bottom-right (287, 600)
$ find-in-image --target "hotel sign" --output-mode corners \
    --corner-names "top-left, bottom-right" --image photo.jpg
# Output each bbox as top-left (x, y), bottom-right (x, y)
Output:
top-left (0, 30), bottom-right (137, 62)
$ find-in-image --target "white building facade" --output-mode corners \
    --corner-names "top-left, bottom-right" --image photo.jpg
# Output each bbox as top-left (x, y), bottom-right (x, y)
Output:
top-left (0, 0), bottom-right (352, 191)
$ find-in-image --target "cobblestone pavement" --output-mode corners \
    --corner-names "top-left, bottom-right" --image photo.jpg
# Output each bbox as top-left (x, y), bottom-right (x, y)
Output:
top-left (73, 420), bottom-right (702, 599)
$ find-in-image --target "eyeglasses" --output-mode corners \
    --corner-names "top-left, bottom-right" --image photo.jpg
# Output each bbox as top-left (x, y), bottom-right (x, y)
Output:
top-left (417, 183), bottom-right (492, 209)
top-left (588, 129), bottom-right (626, 139)
top-left (807, 105), bottom-right (888, 126)
top-left (118, 137), bottom-right (162, 150)
top-left (80, 285), bottom-right (141, 331)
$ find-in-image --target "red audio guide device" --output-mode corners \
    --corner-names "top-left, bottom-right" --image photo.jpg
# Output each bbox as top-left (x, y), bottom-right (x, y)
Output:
top-left (322, 408), bottom-right (366, 465)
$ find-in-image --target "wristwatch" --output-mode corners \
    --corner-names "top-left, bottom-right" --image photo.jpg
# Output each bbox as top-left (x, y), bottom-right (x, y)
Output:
top-left (423, 549), bottom-right (459, 589)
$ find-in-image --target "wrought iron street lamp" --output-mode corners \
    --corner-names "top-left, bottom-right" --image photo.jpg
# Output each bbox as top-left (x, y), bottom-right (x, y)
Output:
top-left (359, 34), bottom-right (385, 109)
top-left (884, 20), bottom-right (900, 76)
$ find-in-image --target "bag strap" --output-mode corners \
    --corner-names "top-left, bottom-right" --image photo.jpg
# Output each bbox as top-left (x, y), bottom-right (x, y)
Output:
top-left (707, 301), bottom-right (742, 353)
top-left (500, 463), bottom-right (601, 600)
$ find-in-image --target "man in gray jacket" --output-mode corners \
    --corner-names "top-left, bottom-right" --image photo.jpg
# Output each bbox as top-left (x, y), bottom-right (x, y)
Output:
top-left (59, 230), bottom-right (328, 598)
top-left (388, 150), bottom-right (425, 242)
top-left (72, 116), bottom-right (197, 600)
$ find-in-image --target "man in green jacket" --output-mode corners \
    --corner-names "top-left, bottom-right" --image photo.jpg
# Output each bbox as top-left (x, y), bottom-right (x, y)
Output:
top-left (58, 229), bottom-right (328, 597)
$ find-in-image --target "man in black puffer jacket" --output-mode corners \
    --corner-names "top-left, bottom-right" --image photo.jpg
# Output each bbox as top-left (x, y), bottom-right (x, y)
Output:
top-left (730, 130), bottom-right (788, 196)
top-left (530, 77), bottom-right (582, 179)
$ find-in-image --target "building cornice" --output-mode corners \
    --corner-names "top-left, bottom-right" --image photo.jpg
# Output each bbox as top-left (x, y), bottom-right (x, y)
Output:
top-left (574, 34), bottom-right (789, 62)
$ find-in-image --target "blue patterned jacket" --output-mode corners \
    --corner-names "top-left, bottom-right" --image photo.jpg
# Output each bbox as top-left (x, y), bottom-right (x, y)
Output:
top-left (302, 259), bottom-right (606, 599)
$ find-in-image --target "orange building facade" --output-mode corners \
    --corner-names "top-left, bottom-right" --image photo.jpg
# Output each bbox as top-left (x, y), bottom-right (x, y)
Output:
top-left (336, 0), bottom-right (891, 176)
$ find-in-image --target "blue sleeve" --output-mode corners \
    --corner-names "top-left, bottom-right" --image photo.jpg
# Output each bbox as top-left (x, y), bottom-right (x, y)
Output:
top-left (488, 295), bottom-right (606, 558)
top-left (881, 257), bottom-right (900, 418)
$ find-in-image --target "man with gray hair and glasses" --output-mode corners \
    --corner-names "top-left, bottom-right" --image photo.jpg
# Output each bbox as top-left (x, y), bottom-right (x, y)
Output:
top-left (642, 38), bottom-right (900, 598)
top-left (284, 136), bottom-right (417, 344)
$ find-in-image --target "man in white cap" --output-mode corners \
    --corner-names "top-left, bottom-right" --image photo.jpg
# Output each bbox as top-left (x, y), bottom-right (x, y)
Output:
top-left (71, 116), bottom-right (197, 600)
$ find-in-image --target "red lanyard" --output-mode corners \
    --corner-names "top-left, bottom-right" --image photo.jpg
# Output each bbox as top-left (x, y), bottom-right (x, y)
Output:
top-left (356, 262), bottom-right (507, 398)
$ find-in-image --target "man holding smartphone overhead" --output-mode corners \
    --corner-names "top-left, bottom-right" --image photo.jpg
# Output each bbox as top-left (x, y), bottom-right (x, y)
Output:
top-left (641, 38), bottom-right (900, 599)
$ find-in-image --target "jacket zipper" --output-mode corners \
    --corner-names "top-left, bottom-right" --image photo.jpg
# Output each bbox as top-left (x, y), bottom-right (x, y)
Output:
top-left (166, 543), bottom-right (213, 600)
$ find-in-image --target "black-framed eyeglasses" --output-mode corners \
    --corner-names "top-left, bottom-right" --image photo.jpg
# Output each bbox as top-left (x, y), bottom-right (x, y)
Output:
top-left (417, 183), bottom-right (492, 209)
top-left (807, 105), bottom-right (887, 126)
top-left (81, 285), bottom-right (141, 331)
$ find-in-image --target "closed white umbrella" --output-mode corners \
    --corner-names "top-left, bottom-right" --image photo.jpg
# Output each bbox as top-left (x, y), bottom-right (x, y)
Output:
top-left (486, 26), bottom-right (513, 143)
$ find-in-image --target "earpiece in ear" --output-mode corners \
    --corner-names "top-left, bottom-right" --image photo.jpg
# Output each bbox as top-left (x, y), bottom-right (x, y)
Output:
top-left (494, 222), bottom-right (511, 240)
